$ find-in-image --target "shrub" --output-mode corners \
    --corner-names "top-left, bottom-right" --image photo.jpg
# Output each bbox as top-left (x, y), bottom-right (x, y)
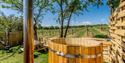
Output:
top-left (7, 46), bottom-right (21, 53)
top-left (34, 51), bottom-right (41, 58)
top-left (94, 34), bottom-right (108, 38)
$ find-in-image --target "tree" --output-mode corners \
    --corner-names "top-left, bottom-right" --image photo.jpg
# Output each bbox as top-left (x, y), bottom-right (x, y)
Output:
top-left (107, 0), bottom-right (120, 13)
top-left (0, 12), bottom-right (23, 32)
top-left (51, 0), bottom-right (103, 38)
top-left (0, 0), bottom-right (51, 40)
top-left (0, 12), bottom-right (23, 48)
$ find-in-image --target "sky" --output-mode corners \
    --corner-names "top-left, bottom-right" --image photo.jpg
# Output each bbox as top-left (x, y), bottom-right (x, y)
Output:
top-left (0, 0), bottom-right (110, 26)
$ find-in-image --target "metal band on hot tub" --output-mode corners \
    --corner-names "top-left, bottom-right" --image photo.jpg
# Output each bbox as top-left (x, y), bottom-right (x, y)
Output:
top-left (49, 48), bottom-right (102, 58)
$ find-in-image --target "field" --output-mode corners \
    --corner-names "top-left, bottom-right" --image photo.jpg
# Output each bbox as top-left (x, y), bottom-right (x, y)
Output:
top-left (0, 46), bottom-right (48, 63)
top-left (38, 25), bottom-right (109, 38)
top-left (0, 25), bottom-right (109, 63)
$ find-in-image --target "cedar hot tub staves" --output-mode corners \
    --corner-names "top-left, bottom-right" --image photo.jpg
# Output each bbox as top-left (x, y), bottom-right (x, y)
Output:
top-left (48, 38), bottom-right (103, 63)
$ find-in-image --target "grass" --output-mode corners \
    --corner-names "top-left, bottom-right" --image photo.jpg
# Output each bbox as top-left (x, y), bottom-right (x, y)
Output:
top-left (94, 25), bottom-right (109, 33)
top-left (0, 47), bottom-right (48, 63)
top-left (74, 27), bottom-right (86, 37)
top-left (34, 53), bottom-right (48, 63)
top-left (0, 52), bottom-right (23, 63)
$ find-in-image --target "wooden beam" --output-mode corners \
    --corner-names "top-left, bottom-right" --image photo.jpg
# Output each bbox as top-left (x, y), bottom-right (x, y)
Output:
top-left (24, 0), bottom-right (34, 63)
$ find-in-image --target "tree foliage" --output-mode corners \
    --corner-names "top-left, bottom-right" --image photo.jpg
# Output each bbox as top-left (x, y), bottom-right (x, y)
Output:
top-left (0, 12), bottom-right (23, 32)
top-left (0, 0), bottom-right (23, 12)
top-left (0, 12), bottom-right (23, 48)
top-left (51, 0), bottom-right (103, 37)
top-left (0, 0), bottom-right (51, 40)
top-left (107, 0), bottom-right (120, 11)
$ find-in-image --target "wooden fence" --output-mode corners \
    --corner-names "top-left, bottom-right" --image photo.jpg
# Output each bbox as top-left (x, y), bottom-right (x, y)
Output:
top-left (0, 31), bottom-right (23, 49)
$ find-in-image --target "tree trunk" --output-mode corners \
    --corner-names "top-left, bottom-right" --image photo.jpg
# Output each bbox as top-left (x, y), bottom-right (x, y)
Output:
top-left (34, 23), bottom-right (38, 40)
top-left (86, 26), bottom-right (89, 36)
top-left (100, 24), bottom-right (103, 31)
top-left (64, 12), bottom-right (73, 38)
top-left (60, 0), bottom-right (64, 38)
top-left (60, 20), bottom-right (64, 37)
top-left (7, 31), bottom-right (10, 46)
top-left (64, 7), bottom-right (74, 37)
top-left (5, 29), bottom-right (10, 47)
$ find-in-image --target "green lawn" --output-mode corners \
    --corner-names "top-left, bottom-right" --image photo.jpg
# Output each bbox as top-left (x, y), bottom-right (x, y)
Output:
top-left (0, 49), bottom-right (48, 63)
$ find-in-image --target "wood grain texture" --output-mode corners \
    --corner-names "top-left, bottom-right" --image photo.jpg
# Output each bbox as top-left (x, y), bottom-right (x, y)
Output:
top-left (24, 0), bottom-right (34, 63)
top-left (49, 38), bottom-right (103, 63)
top-left (109, 0), bottom-right (125, 62)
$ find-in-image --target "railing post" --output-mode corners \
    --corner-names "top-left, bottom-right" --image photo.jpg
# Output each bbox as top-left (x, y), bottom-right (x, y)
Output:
top-left (23, 0), bottom-right (34, 63)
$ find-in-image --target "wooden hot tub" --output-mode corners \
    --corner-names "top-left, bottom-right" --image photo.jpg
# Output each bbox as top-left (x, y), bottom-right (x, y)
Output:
top-left (48, 38), bottom-right (103, 63)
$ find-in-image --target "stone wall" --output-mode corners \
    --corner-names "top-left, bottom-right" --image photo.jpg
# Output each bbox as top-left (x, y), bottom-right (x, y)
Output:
top-left (109, 0), bottom-right (125, 63)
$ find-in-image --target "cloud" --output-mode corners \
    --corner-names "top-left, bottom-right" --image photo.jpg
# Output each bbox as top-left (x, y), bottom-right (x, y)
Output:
top-left (71, 21), bottom-right (92, 26)
top-left (79, 21), bottom-right (92, 25)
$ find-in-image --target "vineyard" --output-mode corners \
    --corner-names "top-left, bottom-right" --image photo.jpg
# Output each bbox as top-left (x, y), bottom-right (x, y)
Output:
top-left (38, 25), bottom-right (109, 38)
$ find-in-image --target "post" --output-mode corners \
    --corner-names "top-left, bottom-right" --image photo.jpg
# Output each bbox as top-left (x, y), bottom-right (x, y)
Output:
top-left (23, 0), bottom-right (34, 63)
